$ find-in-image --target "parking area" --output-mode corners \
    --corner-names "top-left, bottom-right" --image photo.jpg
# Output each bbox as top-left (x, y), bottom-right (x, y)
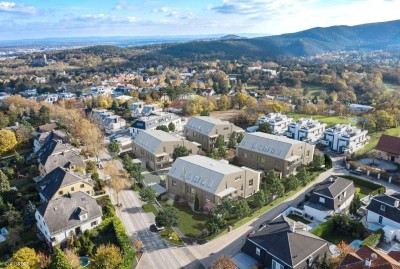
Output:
top-left (142, 168), bottom-right (168, 186)
top-left (357, 158), bottom-right (398, 171)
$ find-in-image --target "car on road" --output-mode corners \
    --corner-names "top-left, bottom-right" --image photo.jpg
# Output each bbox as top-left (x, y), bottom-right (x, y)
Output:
top-left (151, 223), bottom-right (165, 232)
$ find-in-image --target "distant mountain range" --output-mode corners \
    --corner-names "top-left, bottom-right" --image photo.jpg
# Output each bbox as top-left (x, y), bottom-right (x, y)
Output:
top-left (153, 20), bottom-right (400, 59)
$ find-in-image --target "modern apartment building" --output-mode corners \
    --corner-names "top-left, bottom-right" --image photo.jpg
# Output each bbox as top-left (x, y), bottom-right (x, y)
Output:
top-left (129, 112), bottom-right (182, 137)
top-left (133, 130), bottom-right (199, 170)
top-left (320, 124), bottom-right (369, 154)
top-left (257, 113), bottom-right (293, 135)
top-left (285, 118), bottom-right (326, 143)
top-left (236, 132), bottom-right (315, 177)
top-left (166, 155), bottom-right (260, 208)
top-left (184, 116), bottom-right (244, 152)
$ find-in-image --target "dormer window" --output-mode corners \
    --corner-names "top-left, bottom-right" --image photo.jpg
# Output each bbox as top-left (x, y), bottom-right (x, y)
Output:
top-left (79, 213), bottom-right (88, 221)
top-left (380, 205), bottom-right (386, 211)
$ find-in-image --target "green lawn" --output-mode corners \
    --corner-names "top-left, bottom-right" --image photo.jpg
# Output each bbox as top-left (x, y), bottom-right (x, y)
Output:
top-left (159, 201), bottom-right (208, 238)
top-left (339, 175), bottom-right (385, 199)
top-left (356, 126), bottom-right (400, 156)
top-left (311, 219), bottom-right (358, 245)
top-left (142, 204), bottom-right (158, 215)
top-left (287, 214), bottom-right (311, 224)
top-left (301, 83), bottom-right (330, 99)
top-left (287, 113), bottom-right (355, 127)
top-left (160, 230), bottom-right (185, 246)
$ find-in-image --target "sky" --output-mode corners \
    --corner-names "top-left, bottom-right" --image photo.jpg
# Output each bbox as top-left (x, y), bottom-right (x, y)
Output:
top-left (1, 0), bottom-right (400, 40)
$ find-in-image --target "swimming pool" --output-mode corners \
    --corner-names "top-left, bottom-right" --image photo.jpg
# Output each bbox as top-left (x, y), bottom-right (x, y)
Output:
top-left (79, 257), bottom-right (90, 267)
top-left (349, 239), bottom-right (362, 249)
top-left (368, 223), bottom-right (383, 231)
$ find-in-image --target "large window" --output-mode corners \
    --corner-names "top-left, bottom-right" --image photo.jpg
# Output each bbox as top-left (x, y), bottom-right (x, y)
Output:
top-left (172, 180), bottom-right (177, 187)
top-left (272, 260), bottom-right (284, 269)
top-left (319, 197), bottom-right (325, 203)
top-left (249, 179), bottom-right (253, 186)
top-left (256, 247), bottom-right (260, 256)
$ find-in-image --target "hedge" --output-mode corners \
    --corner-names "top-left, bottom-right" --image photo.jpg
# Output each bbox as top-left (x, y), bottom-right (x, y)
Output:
top-left (340, 175), bottom-right (386, 196)
top-left (311, 218), bottom-right (335, 238)
top-left (361, 229), bottom-right (384, 248)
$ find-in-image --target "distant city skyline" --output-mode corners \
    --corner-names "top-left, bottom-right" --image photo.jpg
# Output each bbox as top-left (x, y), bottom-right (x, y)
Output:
top-left (1, 0), bottom-right (400, 40)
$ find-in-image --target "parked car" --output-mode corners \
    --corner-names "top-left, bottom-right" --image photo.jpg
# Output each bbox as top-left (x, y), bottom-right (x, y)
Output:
top-left (350, 168), bottom-right (363, 175)
top-left (151, 223), bottom-right (165, 232)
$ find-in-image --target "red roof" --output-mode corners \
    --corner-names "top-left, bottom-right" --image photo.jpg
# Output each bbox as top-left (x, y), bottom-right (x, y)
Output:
top-left (375, 135), bottom-right (400, 156)
top-left (338, 246), bottom-right (400, 269)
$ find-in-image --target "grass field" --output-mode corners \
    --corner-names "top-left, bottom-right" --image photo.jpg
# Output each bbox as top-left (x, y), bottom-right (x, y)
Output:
top-left (287, 214), bottom-right (311, 224)
top-left (312, 219), bottom-right (358, 245)
top-left (288, 113), bottom-right (355, 127)
top-left (142, 204), bottom-right (158, 215)
top-left (300, 83), bottom-right (330, 99)
top-left (356, 126), bottom-right (400, 155)
top-left (383, 83), bottom-right (400, 93)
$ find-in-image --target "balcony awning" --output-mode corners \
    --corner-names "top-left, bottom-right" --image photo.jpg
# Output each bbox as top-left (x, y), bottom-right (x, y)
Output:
top-left (155, 152), bottom-right (169, 157)
top-left (286, 155), bottom-right (300, 162)
top-left (216, 187), bottom-right (236, 198)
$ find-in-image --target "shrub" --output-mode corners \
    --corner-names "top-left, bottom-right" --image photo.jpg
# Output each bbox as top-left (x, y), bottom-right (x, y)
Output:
top-left (170, 232), bottom-right (180, 241)
top-left (165, 199), bottom-right (174, 206)
top-left (361, 229), bottom-right (384, 248)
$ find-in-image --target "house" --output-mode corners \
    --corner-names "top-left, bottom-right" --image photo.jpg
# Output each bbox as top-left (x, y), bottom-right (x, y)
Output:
top-left (242, 215), bottom-right (331, 269)
top-left (349, 103), bottom-right (374, 112)
top-left (130, 103), bottom-right (162, 118)
top-left (35, 191), bottom-right (102, 247)
top-left (236, 132), bottom-right (315, 177)
top-left (375, 135), bottom-right (400, 164)
top-left (166, 155), bottom-right (260, 208)
top-left (34, 129), bottom-right (69, 154)
top-left (129, 112), bottom-right (182, 137)
top-left (36, 167), bottom-right (94, 202)
top-left (366, 193), bottom-right (400, 229)
top-left (37, 140), bottom-right (85, 176)
top-left (133, 130), bottom-right (199, 171)
top-left (320, 124), bottom-right (369, 154)
top-left (304, 176), bottom-right (355, 222)
top-left (338, 246), bottom-right (400, 269)
top-left (199, 88), bottom-right (215, 97)
top-left (184, 116), bottom-right (244, 152)
top-left (91, 109), bottom-right (126, 134)
top-left (257, 113), bottom-right (293, 135)
top-left (129, 101), bottom-right (145, 117)
top-left (285, 118), bottom-right (326, 143)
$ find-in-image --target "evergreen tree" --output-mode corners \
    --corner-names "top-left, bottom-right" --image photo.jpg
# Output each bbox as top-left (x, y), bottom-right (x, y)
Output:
top-left (349, 194), bottom-right (362, 215)
top-left (227, 137), bottom-right (237, 149)
top-left (313, 154), bottom-right (325, 168)
top-left (108, 140), bottom-right (120, 154)
top-left (50, 248), bottom-right (72, 269)
top-left (324, 154), bottom-right (333, 169)
top-left (0, 170), bottom-right (10, 192)
top-left (258, 122), bottom-right (273, 134)
top-left (236, 133), bottom-right (244, 144)
top-left (194, 193), bottom-right (200, 211)
top-left (172, 146), bottom-right (189, 161)
top-left (23, 200), bottom-right (37, 226)
top-left (168, 122), bottom-right (176, 132)
top-left (215, 134), bottom-right (225, 149)
top-left (297, 167), bottom-right (312, 186)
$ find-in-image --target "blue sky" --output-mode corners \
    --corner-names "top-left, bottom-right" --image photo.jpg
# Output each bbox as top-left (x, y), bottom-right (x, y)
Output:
top-left (1, 0), bottom-right (400, 40)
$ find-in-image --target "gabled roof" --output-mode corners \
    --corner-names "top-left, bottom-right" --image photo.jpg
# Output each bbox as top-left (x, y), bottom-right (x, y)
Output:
top-left (376, 135), bottom-right (400, 156)
top-left (184, 116), bottom-right (241, 136)
top-left (37, 191), bottom-right (102, 235)
top-left (237, 132), bottom-right (305, 160)
top-left (167, 155), bottom-right (245, 194)
top-left (37, 123), bottom-right (58, 133)
top-left (133, 130), bottom-right (185, 154)
top-left (246, 215), bottom-right (328, 267)
top-left (338, 246), bottom-right (400, 269)
top-left (367, 193), bottom-right (400, 224)
top-left (314, 176), bottom-right (354, 198)
top-left (36, 167), bottom-right (91, 200)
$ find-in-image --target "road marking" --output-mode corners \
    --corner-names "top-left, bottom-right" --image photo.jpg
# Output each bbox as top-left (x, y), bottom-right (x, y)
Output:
top-left (160, 252), bottom-right (166, 261)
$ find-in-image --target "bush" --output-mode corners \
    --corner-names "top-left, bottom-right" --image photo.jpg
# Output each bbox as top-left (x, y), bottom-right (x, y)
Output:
top-left (361, 229), bottom-right (384, 248)
top-left (340, 175), bottom-right (386, 196)
top-left (96, 196), bottom-right (116, 219)
top-left (312, 219), bottom-right (335, 238)
top-left (166, 199), bottom-right (174, 206)
top-left (170, 232), bottom-right (180, 241)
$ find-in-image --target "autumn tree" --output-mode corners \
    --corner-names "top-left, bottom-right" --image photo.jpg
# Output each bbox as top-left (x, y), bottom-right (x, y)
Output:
top-left (5, 247), bottom-right (41, 269)
top-left (0, 170), bottom-right (10, 192)
top-left (105, 161), bottom-right (129, 206)
top-left (90, 244), bottom-right (123, 269)
top-left (64, 249), bottom-right (80, 269)
top-left (134, 240), bottom-right (143, 251)
top-left (209, 255), bottom-right (237, 269)
top-left (0, 129), bottom-right (17, 155)
top-left (336, 240), bottom-right (355, 260)
top-left (50, 247), bottom-right (72, 269)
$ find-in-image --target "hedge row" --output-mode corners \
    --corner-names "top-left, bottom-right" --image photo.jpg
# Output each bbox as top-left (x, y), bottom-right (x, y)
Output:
top-left (361, 229), bottom-right (384, 248)
top-left (311, 218), bottom-right (334, 238)
top-left (340, 175), bottom-right (386, 196)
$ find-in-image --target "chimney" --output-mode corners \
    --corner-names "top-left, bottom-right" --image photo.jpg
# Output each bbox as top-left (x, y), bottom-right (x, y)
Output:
top-left (290, 221), bottom-right (296, 232)
top-left (365, 258), bottom-right (371, 267)
top-left (395, 200), bottom-right (399, 208)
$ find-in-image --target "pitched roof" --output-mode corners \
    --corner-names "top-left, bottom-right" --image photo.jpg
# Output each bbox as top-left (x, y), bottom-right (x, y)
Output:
top-left (37, 191), bottom-right (102, 235)
top-left (366, 193), bottom-right (400, 224)
top-left (133, 130), bottom-right (184, 154)
top-left (36, 167), bottom-right (91, 200)
top-left (246, 215), bottom-right (328, 267)
top-left (338, 246), bottom-right (400, 269)
top-left (375, 135), bottom-right (400, 156)
top-left (167, 155), bottom-right (245, 194)
top-left (237, 132), bottom-right (305, 160)
top-left (314, 176), bottom-right (354, 198)
top-left (37, 123), bottom-right (58, 133)
top-left (184, 116), bottom-right (241, 136)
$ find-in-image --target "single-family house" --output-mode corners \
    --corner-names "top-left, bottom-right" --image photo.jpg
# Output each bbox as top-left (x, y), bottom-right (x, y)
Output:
top-left (338, 246), bottom-right (400, 269)
top-left (375, 135), bottom-right (400, 164)
top-left (366, 193), bottom-right (400, 229)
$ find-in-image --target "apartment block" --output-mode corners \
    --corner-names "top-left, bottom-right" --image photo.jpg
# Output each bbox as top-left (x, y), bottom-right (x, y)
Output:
top-left (129, 112), bottom-right (182, 137)
top-left (320, 124), bottom-right (369, 154)
top-left (285, 118), bottom-right (326, 143)
top-left (257, 113), bottom-right (293, 135)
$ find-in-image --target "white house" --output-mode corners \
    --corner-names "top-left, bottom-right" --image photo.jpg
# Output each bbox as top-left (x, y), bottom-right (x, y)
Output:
top-left (131, 103), bottom-right (162, 118)
top-left (366, 193), bottom-right (400, 230)
top-left (257, 113), bottom-right (293, 135)
top-left (349, 104), bottom-right (374, 112)
top-left (285, 118), bottom-right (326, 143)
top-left (35, 191), bottom-right (102, 247)
top-left (319, 124), bottom-right (369, 154)
top-left (129, 112), bottom-right (182, 137)
top-left (91, 109), bottom-right (126, 134)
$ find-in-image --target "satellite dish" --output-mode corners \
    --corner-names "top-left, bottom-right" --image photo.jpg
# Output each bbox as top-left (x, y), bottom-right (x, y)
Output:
top-left (371, 253), bottom-right (377, 260)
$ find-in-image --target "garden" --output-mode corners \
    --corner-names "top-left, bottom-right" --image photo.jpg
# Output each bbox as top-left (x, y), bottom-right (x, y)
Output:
top-left (339, 175), bottom-right (386, 198)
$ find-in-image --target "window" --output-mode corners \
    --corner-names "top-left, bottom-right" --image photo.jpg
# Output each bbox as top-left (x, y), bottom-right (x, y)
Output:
top-left (307, 150), bottom-right (310, 157)
top-left (172, 180), bottom-right (177, 187)
top-left (235, 176), bottom-right (241, 181)
top-left (256, 247), bottom-right (260, 256)
top-left (80, 184), bottom-right (84, 188)
top-left (58, 191), bottom-right (63, 195)
top-left (91, 221), bottom-right (98, 227)
top-left (319, 197), bottom-right (325, 203)
top-left (381, 205), bottom-right (386, 211)
top-left (163, 147), bottom-right (166, 152)
top-left (343, 191), bottom-right (347, 198)
top-left (51, 237), bottom-right (56, 242)
top-left (272, 260), bottom-right (284, 269)
top-left (71, 187), bottom-right (75, 191)
top-left (249, 179), bottom-right (253, 186)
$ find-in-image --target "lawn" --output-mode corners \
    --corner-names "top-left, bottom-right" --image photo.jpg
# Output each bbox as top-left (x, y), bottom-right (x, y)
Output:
top-left (287, 113), bottom-right (355, 127)
top-left (311, 219), bottom-right (359, 245)
top-left (356, 126), bottom-right (400, 155)
top-left (300, 83), bottom-right (330, 99)
top-left (142, 204), bottom-right (158, 215)
top-left (159, 201), bottom-right (207, 238)
top-left (340, 175), bottom-right (385, 199)
top-left (160, 230), bottom-right (185, 246)
top-left (286, 214), bottom-right (311, 224)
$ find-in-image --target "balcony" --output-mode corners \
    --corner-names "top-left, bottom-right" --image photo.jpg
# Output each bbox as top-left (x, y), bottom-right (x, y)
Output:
top-left (319, 140), bottom-right (330, 146)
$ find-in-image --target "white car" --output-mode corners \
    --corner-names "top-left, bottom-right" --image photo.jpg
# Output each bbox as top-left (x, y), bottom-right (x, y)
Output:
top-left (152, 223), bottom-right (165, 231)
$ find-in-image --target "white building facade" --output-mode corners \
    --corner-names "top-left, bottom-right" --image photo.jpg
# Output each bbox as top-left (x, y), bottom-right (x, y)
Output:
top-left (257, 113), bottom-right (293, 135)
top-left (285, 118), bottom-right (326, 143)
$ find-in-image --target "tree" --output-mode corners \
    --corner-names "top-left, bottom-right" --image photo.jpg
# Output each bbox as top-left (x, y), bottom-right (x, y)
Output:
top-left (90, 244), bottom-right (123, 269)
top-left (23, 200), bottom-right (36, 226)
top-left (206, 215), bottom-right (227, 234)
top-left (139, 186), bottom-right (157, 204)
top-left (349, 194), bottom-right (362, 215)
top-left (215, 134), bottom-right (225, 149)
top-left (168, 122), bottom-right (176, 132)
top-left (236, 133), bottom-right (244, 143)
top-left (297, 167), bottom-right (312, 186)
top-left (313, 154), bottom-right (325, 169)
top-left (0, 130), bottom-right (17, 155)
top-left (3, 204), bottom-right (22, 227)
top-left (209, 255), bottom-right (237, 269)
top-left (315, 253), bottom-right (331, 269)
top-left (15, 125), bottom-right (33, 145)
top-left (215, 198), bottom-right (235, 217)
top-left (234, 200), bottom-right (251, 219)
top-left (156, 208), bottom-right (179, 235)
top-left (194, 193), bottom-right (200, 211)
top-left (253, 190), bottom-right (266, 209)
top-left (49, 247), bottom-right (72, 269)
top-left (105, 161), bottom-right (129, 206)
top-left (209, 150), bottom-right (219, 159)
top-left (134, 240), bottom-right (143, 251)
top-left (172, 146), bottom-right (189, 161)
top-left (156, 125), bottom-right (169, 132)
top-left (64, 249), bottom-right (80, 269)
top-left (0, 170), bottom-right (10, 192)
top-left (264, 171), bottom-right (285, 198)
top-left (0, 112), bottom-right (10, 128)
top-left (324, 154), bottom-right (333, 169)
top-left (336, 240), bottom-right (355, 260)
top-left (37, 252), bottom-right (51, 269)
top-left (37, 106), bottom-right (51, 126)
top-left (200, 109), bottom-right (209, 116)
top-left (258, 122), bottom-right (273, 134)
top-left (107, 140), bottom-right (120, 154)
top-left (227, 137), bottom-right (237, 149)
top-left (218, 146), bottom-right (227, 158)
top-left (5, 247), bottom-right (41, 269)
top-left (285, 174), bottom-right (300, 192)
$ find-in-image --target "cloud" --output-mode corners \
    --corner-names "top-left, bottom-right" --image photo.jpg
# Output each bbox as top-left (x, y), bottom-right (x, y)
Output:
top-left (0, 1), bottom-right (36, 14)
top-left (152, 7), bottom-right (171, 13)
top-left (114, 0), bottom-right (127, 10)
